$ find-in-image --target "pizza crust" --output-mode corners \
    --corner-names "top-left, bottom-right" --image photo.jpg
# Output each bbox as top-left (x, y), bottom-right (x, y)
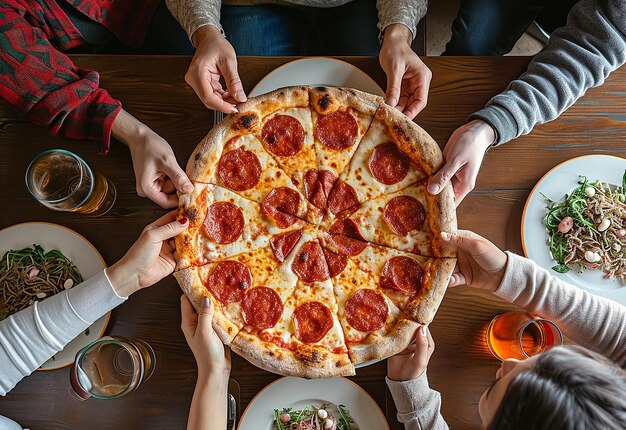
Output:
top-left (348, 318), bottom-right (419, 365)
top-left (231, 330), bottom-right (355, 378)
top-left (309, 86), bottom-right (382, 116)
top-left (173, 267), bottom-right (241, 344)
top-left (408, 257), bottom-right (456, 324)
top-left (426, 182), bottom-right (458, 258)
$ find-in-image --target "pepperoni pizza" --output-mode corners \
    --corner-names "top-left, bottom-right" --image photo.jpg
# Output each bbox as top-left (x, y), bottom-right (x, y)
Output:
top-left (174, 86), bottom-right (457, 378)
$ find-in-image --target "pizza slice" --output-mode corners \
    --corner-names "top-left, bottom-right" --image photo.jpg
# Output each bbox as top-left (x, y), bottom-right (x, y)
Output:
top-left (325, 103), bottom-right (445, 222)
top-left (304, 87), bottom-right (381, 213)
top-left (349, 243), bottom-right (456, 325)
top-left (326, 180), bottom-right (456, 258)
top-left (323, 249), bottom-right (419, 365)
top-left (176, 182), bottom-right (307, 269)
top-left (230, 230), bottom-right (354, 377)
top-left (173, 246), bottom-right (282, 344)
top-left (186, 97), bottom-right (322, 225)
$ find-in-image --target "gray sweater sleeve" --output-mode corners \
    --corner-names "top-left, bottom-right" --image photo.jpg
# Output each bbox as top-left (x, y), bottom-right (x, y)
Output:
top-left (386, 373), bottom-right (449, 430)
top-left (470, 0), bottom-right (626, 145)
top-left (166, 0), bottom-right (427, 43)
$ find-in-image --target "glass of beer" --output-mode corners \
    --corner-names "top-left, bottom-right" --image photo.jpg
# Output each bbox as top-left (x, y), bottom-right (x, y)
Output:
top-left (486, 311), bottom-right (563, 361)
top-left (70, 336), bottom-right (156, 400)
top-left (25, 149), bottom-right (116, 216)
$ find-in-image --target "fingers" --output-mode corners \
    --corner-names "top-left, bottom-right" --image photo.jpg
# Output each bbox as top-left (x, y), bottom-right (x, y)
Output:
top-left (220, 57), bottom-right (246, 103)
top-left (162, 160), bottom-right (194, 195)
top-left (196, 296), bottom-right (215, 337)
top-left (187, 71), bottom-right (238, 114)
top-left (440, 230), bottom-right (488, 254)
top-left (145, 209), bottom-right (179, 230)
top-left (385, 65), bottom-right (403, 108)
top-left (427, 159), bottom-right (462, 195)
top-left (145, 217), bottom-right (189, 242)
top-left (411, 325), bottom-right (434, 367)
top-left (403, 77), bottom-right (430, 119)
top-left (447, 271), bottom-right (467, 288)
top-left (180, 294), bottom-right (198, 339)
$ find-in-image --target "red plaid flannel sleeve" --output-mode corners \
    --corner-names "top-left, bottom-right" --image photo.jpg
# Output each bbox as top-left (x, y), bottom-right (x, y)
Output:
top-left (0, 4), bottom-right (121, 153)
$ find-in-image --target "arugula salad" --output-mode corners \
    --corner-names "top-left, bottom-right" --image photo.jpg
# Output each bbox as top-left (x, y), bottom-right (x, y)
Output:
top-left (273, 403), bottom-right (358, 430)
top-left (543, 170), bottom-right (626, 281)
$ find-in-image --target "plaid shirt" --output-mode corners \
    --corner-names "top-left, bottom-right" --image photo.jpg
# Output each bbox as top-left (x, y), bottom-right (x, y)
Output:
top-left (0, 0), bottom-right (159, 152)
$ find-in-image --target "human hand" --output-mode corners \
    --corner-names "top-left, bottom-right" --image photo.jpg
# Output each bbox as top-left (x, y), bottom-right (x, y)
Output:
top-left (427, 120), bottom-right (496, 203)
top-left (388, 325), bottom-right (434, 381)
top-left (186, 25), bottom-right (246, 114)
top-left (440, 230), bottom-right (508, 292)
top-left (112, 109), bottom-right (193, 207)
top-left (379, 24), bottom-right (432, 119)
top-left (107, 211), bottom-right (188, 297)
top-left (181, 294), bottom-right (231, 378)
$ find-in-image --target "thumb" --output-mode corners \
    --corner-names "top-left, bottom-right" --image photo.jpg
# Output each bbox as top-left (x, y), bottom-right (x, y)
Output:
top-left (427, 160), bottom-right (460, 195)
top-left (163, 161), bottom-right (194, 195)
top-left (147, 218), bottom-right (189, 242)
top-left (197, 296), bottom-right (215, 335)
top-left (385, 68), bottom-right (402, 107)
top-left (440, 230), bottom-right (485, 255)
top-left (221, 58), bottom-right (246, 103)
top-left (410, 325), bottom-right (431, 366)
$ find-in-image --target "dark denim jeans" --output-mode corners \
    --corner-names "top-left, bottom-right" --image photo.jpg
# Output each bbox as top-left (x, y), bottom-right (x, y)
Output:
top-left (444, 0), bottom-right (552, 55)
top-left (221, 0), bottom-right (380, 56)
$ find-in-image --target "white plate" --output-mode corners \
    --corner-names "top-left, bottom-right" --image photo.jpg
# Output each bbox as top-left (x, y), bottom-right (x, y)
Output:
top-left (249, 57), bottom-right (385, 97)
top-left (0, 222), bottom-right (109, 370)
top-left (521, 154), bottom-right (626, 304)
top-left (237, 376), bottom-right (389, 430)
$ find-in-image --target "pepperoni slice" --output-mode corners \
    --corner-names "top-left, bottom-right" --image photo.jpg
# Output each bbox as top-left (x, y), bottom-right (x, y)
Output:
top-left (291, 241), bottom-right (330, 283)
top-left (207, 260), bottom-right (252, 302)
top-left (345, 289), bottom-right (388, 332)
top-left (322, 247), bottom-right (348, 277)
top-left (304, 169), bottom-right (337, 211)
top-left (369, 142), bottom-right (410, 185)
top-left (217, 147), bottom-right (262, 191)
top-left (327, 180), bottom-right (360, 216)
top-left (380, 256), bottom-right (423, 295)
top-left (327, 219), bottom-right (367, 256)
top-left (242, 287), bottom-right (283, 329)
top-left (315, 109), bottom-right (359, 150)
top-left (383, 196), bottom-right (425, 236)
top-left (261, 187), bottom-right (302, 228)
top-left (293, 301), bottom-right (333, 343)
top-left (270, 229), bottom-right (303, 262)
top-left (204, 202), bottom-right (245, 244)
top-left (261, 115), bottom-right (305, 157)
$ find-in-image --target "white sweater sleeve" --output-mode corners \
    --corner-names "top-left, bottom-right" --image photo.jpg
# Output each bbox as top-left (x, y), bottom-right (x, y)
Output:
top-left (0, 270), bottom-right (126, 396)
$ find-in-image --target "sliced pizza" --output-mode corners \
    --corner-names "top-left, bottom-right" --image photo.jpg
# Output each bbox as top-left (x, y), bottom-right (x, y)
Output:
top-left (327, 255), bottom-right (419, 365)
top-left (326, 180), bottom-right (456, 257)
top-left (230, 231), bottom-right (354, 377)
top-left (176, 182), bottom-right (307, 269)
top-left (349, 243), bottom-right (455, 325)
top-left (173, 246), bottom-right (282, 344)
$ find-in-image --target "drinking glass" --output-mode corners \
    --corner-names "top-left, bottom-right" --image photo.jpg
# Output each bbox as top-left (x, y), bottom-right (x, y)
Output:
top-left (486, 311), bottom-right (563, 360)
top-left (25, 149), bottom-right (116, 216)
top-left (70, 336), bottom-right (156, 400)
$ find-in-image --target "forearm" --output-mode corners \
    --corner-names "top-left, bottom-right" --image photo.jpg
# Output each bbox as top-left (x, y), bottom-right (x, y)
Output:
top-left (377, 0), bottom-right (426, 41)
top-left (386, 373), bottom-right (449, 430)
top-left (494, 252), bottom-right (626, 366)
top-left (0, 271), bottom-right (126, 395)
top-left (166, 0), bottom-right (222, 43)
top-left (187, 371), bottom-right (229, 430)
top-left (470, 0), bottom-right (626, 145)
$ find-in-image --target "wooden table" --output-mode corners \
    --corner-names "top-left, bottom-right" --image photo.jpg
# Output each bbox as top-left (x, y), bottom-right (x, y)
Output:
top-left (0, 56), bottom-right (624, 430)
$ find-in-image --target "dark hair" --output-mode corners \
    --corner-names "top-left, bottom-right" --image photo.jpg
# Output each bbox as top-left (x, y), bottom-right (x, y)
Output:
top-left (488, 345), bottom-right (626, 430)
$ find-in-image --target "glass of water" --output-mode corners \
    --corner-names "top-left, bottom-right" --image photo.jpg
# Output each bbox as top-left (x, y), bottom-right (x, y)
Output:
top-left (70, 336), bottom-right (156, 400)
top-left (25, 149), bottom-right (116, 216)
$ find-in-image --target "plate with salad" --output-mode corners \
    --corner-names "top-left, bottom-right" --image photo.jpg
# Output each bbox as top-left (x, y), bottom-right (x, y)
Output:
top-left (238, 377), bottom-right (388, 430)
top-left (0, 222), bottom-right (109, 369)
top-left (522, 154), bottom-right (626, 303)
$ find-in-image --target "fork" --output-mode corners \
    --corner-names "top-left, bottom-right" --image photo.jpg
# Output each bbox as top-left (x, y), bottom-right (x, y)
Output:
top-left (213, 110), bottom-right (225, 127)
top-left (227, 393), bottom-right (237, 430)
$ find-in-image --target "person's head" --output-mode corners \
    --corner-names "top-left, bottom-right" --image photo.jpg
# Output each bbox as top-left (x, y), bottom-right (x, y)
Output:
top-left (478, 345), bottom-right (626, 429)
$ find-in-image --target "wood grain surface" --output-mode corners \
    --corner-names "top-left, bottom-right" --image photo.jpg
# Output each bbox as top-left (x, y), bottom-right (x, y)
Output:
top-left (0, 56), bottom-right (625, 430)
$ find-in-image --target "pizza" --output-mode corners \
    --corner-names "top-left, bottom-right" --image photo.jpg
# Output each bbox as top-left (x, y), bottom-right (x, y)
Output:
top-left (174, 86), bottom-right (457, 378)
